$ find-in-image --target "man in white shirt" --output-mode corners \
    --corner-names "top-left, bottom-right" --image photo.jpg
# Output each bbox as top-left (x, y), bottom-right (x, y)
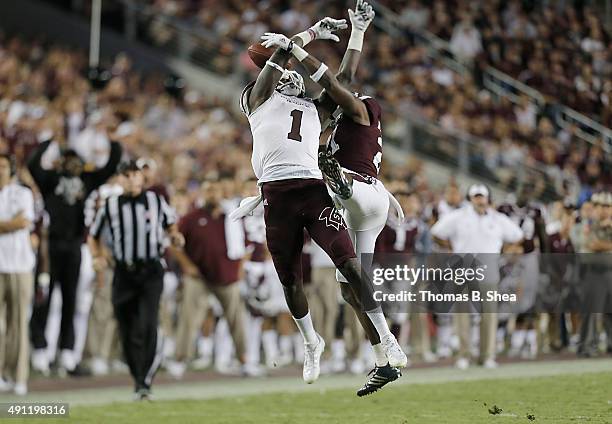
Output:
top-left (449, 18), bottom-right (483, 62)
top-left (0, 154), bottom-right (36, 395)
top-left (431, 184), bottom-right (523, 369)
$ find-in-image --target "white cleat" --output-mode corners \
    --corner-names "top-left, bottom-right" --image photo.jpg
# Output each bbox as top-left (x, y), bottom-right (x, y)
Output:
top-left (455, 357), bottom-right (470, 370)
top-left (165, 360), bottom-right (186, 379)
top-left (13, 383), bottom-right (27, 396)
top-left (31, 349), bottom-right (50, 377)
top-left (302, 334), bottom-right (325, 384)
top-left (482, 358), bottom-right (498, 369)
top-left (381, 334), bottom-right (408, 368)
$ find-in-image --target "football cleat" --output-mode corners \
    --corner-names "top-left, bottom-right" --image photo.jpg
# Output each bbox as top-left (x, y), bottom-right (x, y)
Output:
top-left (318, 151), bottom-right (353, 200)
top-left (302, 334), bottom-right (325, 384)
top-left (357, 364), bottom-right (401, 397)
top-left (381, 334), bottom-right (408, 368)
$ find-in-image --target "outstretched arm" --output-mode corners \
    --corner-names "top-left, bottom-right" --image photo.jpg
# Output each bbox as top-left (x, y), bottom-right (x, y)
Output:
top-left (247, 48), bottom-right (293, 113)
top-left (27, 140), bottom-right (56, 195)
top-left (262, 32), bottom-right (370, 125)
top-left (248, 18), bottom-right (348, 114)
top-left (337, 0), bottom-right (375, 84)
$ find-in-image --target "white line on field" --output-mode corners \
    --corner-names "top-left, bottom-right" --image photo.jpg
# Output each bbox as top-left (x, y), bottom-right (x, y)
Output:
top-left (3, 358), bottom-right (611, 406)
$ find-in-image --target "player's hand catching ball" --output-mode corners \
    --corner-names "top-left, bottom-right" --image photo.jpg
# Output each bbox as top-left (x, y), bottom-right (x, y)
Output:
top-left (309, 17), bottom-right (348, 42)
top-left (261, 33), bottom-right (292, 51)
top-left (349, 0), bottom-right (375, 32)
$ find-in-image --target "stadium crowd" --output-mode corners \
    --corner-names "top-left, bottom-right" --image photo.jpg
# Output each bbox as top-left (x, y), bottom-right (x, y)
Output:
top-left (0, 2), bottom-right (611, 397)
top-left (121, 0), bottom-right (612, 202)
top-left (387, 0), bottom-right (612, 125)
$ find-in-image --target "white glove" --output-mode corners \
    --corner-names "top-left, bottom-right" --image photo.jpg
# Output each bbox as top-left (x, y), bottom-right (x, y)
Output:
top-left (349, 0), bottom-right (375, 32)
top-left (260, 32), bottom-right (292, 50)
top-left (309, 17), bottom-right (348, 42)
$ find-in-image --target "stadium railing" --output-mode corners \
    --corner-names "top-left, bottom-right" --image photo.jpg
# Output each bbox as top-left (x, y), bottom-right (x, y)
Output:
top-left (369, 0), bottom-right (612, 153)
top-left (384, 104), bottom-right (559, 202)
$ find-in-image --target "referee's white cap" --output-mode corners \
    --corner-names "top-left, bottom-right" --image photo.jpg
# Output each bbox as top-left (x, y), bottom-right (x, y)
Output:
top-left (468, 184), bottom-right (490, 199)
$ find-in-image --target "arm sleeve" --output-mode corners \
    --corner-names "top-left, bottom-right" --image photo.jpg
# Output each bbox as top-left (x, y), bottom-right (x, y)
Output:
top-left (89, 201), bottom-right (107, 240)
top-left (500, 215), bottom-right (524, 243)
top-left (26, 140), bottom-right (55, 194)
top-left (86, 141), bottom-right (123, 189)
top-left (160, 195), bottom-right (177, 229)
top-left (20, 187), bottom-right (36, 223)
top-left (430, 213), bottom-right (457, 240)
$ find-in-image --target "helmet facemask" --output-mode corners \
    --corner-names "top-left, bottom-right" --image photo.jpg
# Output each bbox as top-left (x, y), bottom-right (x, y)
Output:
top-left (276, 70), bottom-right (305, 97)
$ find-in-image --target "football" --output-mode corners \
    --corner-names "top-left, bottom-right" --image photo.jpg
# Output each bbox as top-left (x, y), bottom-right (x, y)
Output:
top-left (247, 43), bottom-right (274, 68)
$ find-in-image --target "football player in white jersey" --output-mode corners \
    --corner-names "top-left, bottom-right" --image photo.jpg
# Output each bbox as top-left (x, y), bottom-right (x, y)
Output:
top-left (234, 9), bottom-right (406, 391)
top-left (260, 1), bottom-right (406, 396)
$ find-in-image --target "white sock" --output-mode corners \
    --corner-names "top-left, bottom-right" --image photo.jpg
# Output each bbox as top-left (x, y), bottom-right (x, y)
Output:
top-left (366, 309), bottom-right (392, 339)
top-left (262, 330), bottom-right (279, 363)
top-left (372, 343), bottom-right (388, 367)
top-left (197, 336), bottom-right (213, 358)
top-left (332, 339), bottom-right (345, 361)
top-left (279, 335), bottom-right (293, 357)
top-left (437, 324), bottom-right (452, 349)
top-left (244, 316), bottom-right (262, 366)
top-left (526, 329), bottom-right (537, 353)
top-left (293, 333), bottom-right (304, 362)
top-left (293, 312), bottom-right (318, 345)
top-left (511, 329), bottom-right (526, 350)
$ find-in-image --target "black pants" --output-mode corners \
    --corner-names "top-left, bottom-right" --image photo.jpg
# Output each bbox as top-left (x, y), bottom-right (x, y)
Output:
top-left (30, 239), bottom-right (81, 350)
top-left (113, 261), bottom-right (164, 391)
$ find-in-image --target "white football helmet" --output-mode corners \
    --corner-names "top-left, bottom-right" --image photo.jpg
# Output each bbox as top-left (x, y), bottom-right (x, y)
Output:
top-left (276, 70), bottom-right (305, 97)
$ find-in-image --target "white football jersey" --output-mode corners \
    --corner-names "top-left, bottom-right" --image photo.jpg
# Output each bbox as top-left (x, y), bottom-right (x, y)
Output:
top-left (240, 83), bottom-right (322, 183)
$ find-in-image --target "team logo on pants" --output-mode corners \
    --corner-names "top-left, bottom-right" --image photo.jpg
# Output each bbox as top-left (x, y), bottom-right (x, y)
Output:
top-left (318, 207), bottom-right (347, 231)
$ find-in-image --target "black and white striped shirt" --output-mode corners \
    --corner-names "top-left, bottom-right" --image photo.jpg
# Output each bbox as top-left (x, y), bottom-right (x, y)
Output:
top-left (90, 191), bottom-right (176, 264)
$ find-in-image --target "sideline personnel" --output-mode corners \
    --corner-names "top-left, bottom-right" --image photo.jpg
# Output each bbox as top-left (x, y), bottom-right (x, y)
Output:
top-left (89, 160), bottom-right (184, 400)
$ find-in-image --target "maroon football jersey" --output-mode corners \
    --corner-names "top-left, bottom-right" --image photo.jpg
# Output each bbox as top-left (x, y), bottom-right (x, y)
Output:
top-left (375, 219), bottom-right (420, 254)
top-left (328, 96), bottom-right (383, 178)
top-left (179, 208), bottom-right (242, 285)
top-left (497, 203), bottom-right (545, 253)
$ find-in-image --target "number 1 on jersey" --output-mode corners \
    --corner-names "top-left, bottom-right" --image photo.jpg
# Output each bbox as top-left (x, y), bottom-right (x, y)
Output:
top-left (287, 109), bottom-right (303, 142)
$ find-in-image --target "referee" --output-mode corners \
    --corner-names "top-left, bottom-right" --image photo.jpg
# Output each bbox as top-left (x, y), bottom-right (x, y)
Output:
top-left (88, 160), bottom-right (184, 400)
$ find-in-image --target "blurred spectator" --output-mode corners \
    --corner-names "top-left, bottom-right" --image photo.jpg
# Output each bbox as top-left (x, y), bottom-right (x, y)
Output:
top-left (449, 15), bottom-right (482, 62)
top-left (171, 179), bottom-right (251, 375)
top-left (27, 136), bottom-right (121, 375)
top-left (0, 154), bottom-right (35, 395)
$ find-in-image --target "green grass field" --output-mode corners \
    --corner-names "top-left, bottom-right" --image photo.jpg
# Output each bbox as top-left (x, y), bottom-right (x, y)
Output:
top-left (5, 360), bottom-right (612, 423)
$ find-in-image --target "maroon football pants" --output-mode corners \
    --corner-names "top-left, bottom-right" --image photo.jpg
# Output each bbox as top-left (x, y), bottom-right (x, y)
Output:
top-left (261, 178), bottom-right (356, 286)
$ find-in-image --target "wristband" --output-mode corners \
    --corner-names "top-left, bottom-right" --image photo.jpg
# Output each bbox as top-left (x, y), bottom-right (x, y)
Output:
top-left (347, 29), bottom-right (365, 52)
top-left (295, 29), bottom-right (315, 46)
top-left (310, 63), bottom-right (328, 82)
top-left (291, 45), bottom-right (308, 62)
top-left (265, 60), bottom-right (285, 73)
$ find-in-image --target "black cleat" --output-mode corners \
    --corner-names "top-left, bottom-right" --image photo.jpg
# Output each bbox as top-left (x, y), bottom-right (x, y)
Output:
top-left (318, 151), bottom-right (353, 200)
top-left (357, 364), bottom-right (401, 397)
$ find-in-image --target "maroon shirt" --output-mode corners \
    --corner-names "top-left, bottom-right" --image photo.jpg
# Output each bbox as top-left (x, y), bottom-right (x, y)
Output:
top-left (179, 208), bottom-right (241, 285)
top-left (375, 219), bottom-right (420, 254)
top-left (329, 96), bottom-right (383, 178)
